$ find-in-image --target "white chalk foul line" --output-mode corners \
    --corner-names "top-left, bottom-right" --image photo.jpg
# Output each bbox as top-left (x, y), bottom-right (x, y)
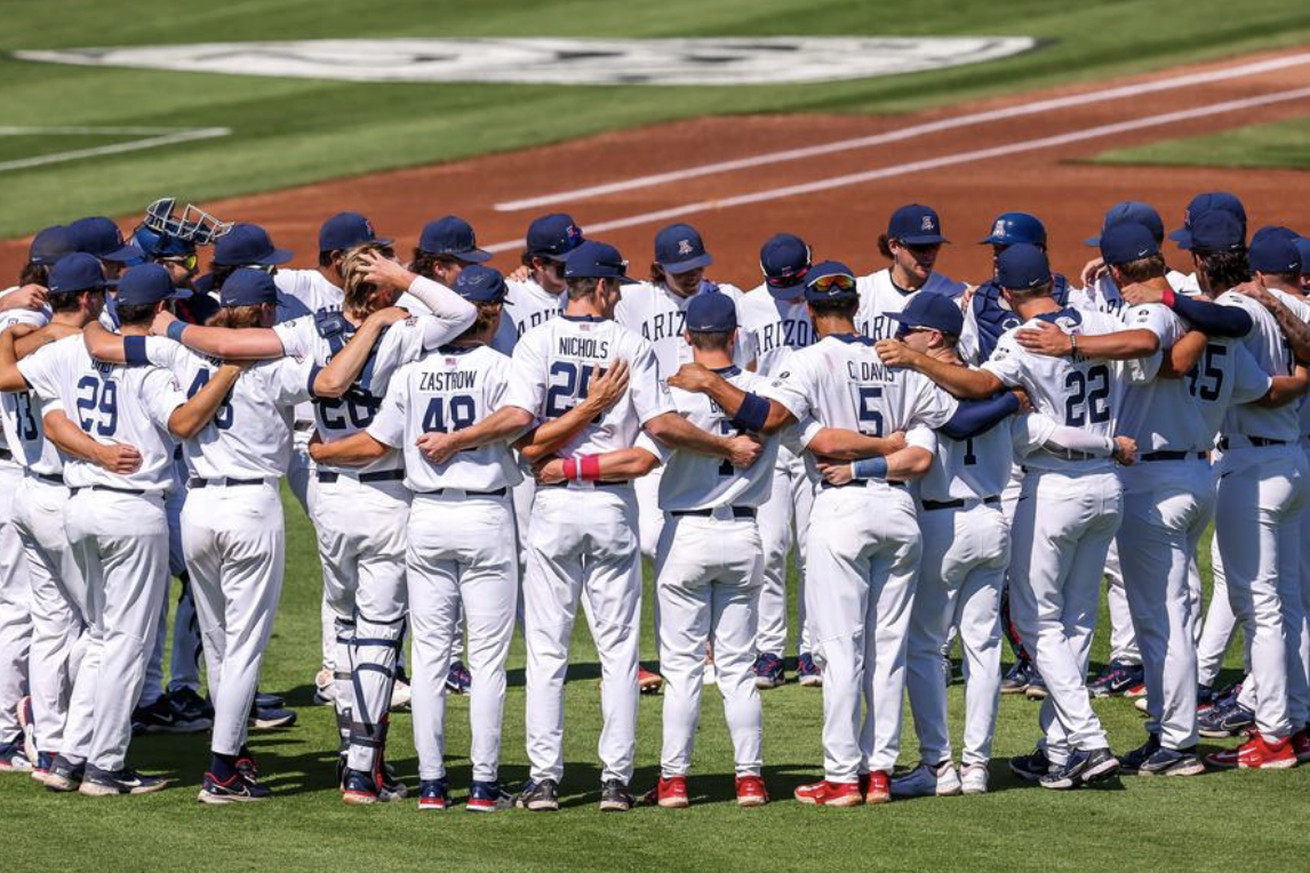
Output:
top-left (0, 126), bottom-right (231, 174)
top-left (481, 85), bottom-right (1310, 253)
top-left (493, 51), bottom-right (1310, 213)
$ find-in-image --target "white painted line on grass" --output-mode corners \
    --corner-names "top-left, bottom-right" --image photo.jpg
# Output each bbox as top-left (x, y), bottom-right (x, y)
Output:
top-left (0, 126), bottom-right (231, 173)
top-left (481, 85), bottom-right (1310, 252)
top-left (493, 51), bottom-right (1310, 213)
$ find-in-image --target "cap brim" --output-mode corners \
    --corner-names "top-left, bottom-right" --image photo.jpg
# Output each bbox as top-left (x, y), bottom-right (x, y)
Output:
top-left (659, 253), bottom-right (713, 274)
top-left (460, 248), bottom-right (493, 263)
top-left (527, 250), bottom-right (571, 262)
top-left (896, 234), bottom-right (949, 245)
top-left (102, 243), bottom-right (146, 263)
top-left (977, 235), bottom-right (1004, 245)
top-left (1168, 229), bottom-right (1192, 248)
top-left (1083, 236), bottom-right (1102, 247)
top-left (261, 248), bottom-right (294, 266)
top-left (167, 287), bottom-right (194, 301)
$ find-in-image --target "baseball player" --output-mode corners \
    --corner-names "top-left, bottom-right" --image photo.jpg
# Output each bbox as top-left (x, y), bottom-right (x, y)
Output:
top-left (415, 240), bottom-right (761, 812)
top-left (310, 265), bottom-right (521, 813)
top-left (733, 233), bottom-right (821, 690)
top-left (10, 262), bottom-right (239, 795)
top-left (856, 203), bottom-right (964, 342)
top-left (880, 244), bottom-right (1136, 790)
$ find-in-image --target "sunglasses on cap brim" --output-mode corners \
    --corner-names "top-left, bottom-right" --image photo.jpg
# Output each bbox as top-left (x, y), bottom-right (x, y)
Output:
top-left (807, 273), bottom-right (856, 293)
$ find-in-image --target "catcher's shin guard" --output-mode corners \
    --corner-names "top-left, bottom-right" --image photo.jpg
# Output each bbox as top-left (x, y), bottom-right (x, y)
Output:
top-left (345, 611), bottom-right (405, 773)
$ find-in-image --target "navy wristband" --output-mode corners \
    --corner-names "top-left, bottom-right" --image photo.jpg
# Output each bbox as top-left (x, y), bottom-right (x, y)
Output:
top-left (852, 456), bottom-right (889, 480)
top-left (166, 320), bottom-right (188, 343)
top-left (123, 336), bottom-right (149, 367)
top-left (731, 392), bottom-right (770, 432)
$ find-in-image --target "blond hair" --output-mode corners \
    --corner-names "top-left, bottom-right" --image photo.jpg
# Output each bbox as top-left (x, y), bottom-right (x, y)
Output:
top-left (340, 243), bottom-right (387, 316)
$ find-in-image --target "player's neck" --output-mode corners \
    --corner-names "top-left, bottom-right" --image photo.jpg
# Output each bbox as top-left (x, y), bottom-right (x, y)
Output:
top-left (927, 346), bottom-right (963, 366)
top-left (813, 315), bottom-right (857, 338)
top-left (119, 323), bottom-right (150, 336)
top-left (51, 311), bottom-right (87, 328)
top-left (890, 264), bottom-right (926, 292)
top-left (1013, 297), bottom-right (1059, 321)
top-left (563, 299), bottom-right (605, 319)
top-left (1263, 278), bottom-right (1302, 298)
top-left (692, 350), bottom-right (733, 370)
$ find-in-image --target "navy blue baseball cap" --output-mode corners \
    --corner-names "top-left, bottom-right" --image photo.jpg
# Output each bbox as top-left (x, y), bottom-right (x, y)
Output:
top-left (888, 204), bottom-right (948, 245)
top-left (1099, 222), bottom-right (1160, 266)
top-left (759, 233), bottom-right (812, 287)
top-left (1170, 191), bottom-right (1247, 247)
top-left (453, 265), bottom-right (508, 302)
top-left (655, 223), bottom-right (713, 273)
top-left (1186, 210), bottom-right (1245, 253)
top-left (887, 290), bottom-right (964, 337)
top-left (47, 253), bottom-right (115, 295)
top-left (219, 268), bottom-right (280, 308)
top-left (116, 263), bottom-right (188, 305)
top-left (67, 216), bottom-right (129, 259)
top-left (418, 215), bottom-right (491, 262)
top-left (525, 213), bottom-right (584, 261)
top-left (1086, 201), bottom-right (1165, 246)
top-left (995, 244), bottom-right (1052, 290)
top-left (980, 212), bottom-right (1046, 247)
top-left (1250, 225), bottom-right (1299, 248)
top-left (1249, 234), bottom-right (1302, 275)
top-left (1295, 238), bottom-right (1310, 276)
top-left (564, 240), bottom-right (636, 284)
top-left (213, 223), bottom-right (293, 267)
top-left (318, 212), bottom-right (391, 252)
top-left (684, 292), bottom-right (737, 332)
top-left (803, 260), bottom-right (859, 302)
top-left (29, 225), bottom-right (74, 266)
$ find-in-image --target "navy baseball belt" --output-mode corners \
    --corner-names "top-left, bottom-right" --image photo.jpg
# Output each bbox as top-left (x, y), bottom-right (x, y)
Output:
top-left (189, 477), bottom-right (274, 488)
top-left (921, 495), bottom-right (1001, 511)
top-left (316, 469), bottom-right (404, 484)
top-left (71, 484), bottom-right (147, 496)
top-left (1140, 451), bottom-right (1207, 462)
top-left (1216, 436), bottom-right (1286, 451)
top-left (415, 486), bottom-right (507, 497)
top-left (29, 471), bottom-right (64, 485)
top-left (670, 506), bottom-right (756, 519)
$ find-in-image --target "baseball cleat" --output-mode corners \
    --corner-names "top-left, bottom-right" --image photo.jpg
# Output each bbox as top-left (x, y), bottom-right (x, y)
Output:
top-left (0, 740), bottom-right (32, 773)
top-left (1198, 701), bottom-right (1256, 738)
top-left (132, 696), bottom-right (209, 735)
top-left (313, 668), bottom-right (338, 706)
top-left (169, 687), bottom-right (214, 723)
top-left (752, 653), bottom-right (785, 690)
top-left (466, 780), bottom-right (514, 812)
top-left (598, 779), bottom-right (635, 812)
top-left (1008, 746), bottom-right (1052, 782)
top-left (1291, 729), bottom-right (1310, 764)
top-left (735, 775), bottom-right (769, 807)
top-left (390, 678), bottom-right (412, 710)
top-left (30, 751), bottom-right (55, 785)
top-left (380, 764), bottom-right (408, 801)
top-left (79, 766), bottom-right (169, 796)
top-left (1137, 747), bottom-right (1205, 777)
top-left (18, 696), bottom-right (37, 764)
top-left (794, 779), bottom-right (863, 807)
top-left (1038, 747), bottom-right (1119, 790)
top-left (796, 652), bottom-right (823, 688)
top-left (1118, 735), bottom-right (1160, 775)
top-left (254, 691), bottom-right (285, 710)
top-left (1024, 672), bottom-right (1049, 700)
top-left (861, 770), bottom-right (891, 804)
top-left (1206, 732), bottom-right (1297, 770)
top-left (198, 771), bottom-right (272, 804)
top-left (1134, 696), bottom-right (1149, 714)
top-left (637, 666), bottom-right (664, 695)
top-left (417, 778), bottom-right (449, 811)
top-left (1196, 684), bottom-right (1217, 711)
top-left (249, 701), bottom-right (297, 730)
top-left (341, 769), bottom-right (380, 805)
top-left (43, 755), bottom-right (85, 792)
top-left (960, 763), bottom-right (989, 795)
top-left (445, 661), bottom-right (472, 696)
top-left (1001, 660), bottom-right (1034, 694)
top-left (1124, 683), bottom-right (1147, 699)
top-left (643, 775), bottom-right (689, 809)
top-left (890, 761), bottom-right (961, 798)
top-left (235, 747), bottom-right (260, 782)
top-left (1087, 660), bottom-right (1145, 698)
top-left (516, 778), bottom-right (559, 812)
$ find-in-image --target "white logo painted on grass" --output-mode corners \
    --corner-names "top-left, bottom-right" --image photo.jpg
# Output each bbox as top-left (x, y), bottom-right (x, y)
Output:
top-left (13, 37), bottom-right (1037, 86)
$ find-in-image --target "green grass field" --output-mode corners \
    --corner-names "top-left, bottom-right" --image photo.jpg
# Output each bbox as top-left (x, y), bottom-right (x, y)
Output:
top-left (2, 2), bottom-right (1310, 237)
top-left (1095, 115), bottom-right (1310, 171)
top-left (3, 488), bottom-right (1307, 873)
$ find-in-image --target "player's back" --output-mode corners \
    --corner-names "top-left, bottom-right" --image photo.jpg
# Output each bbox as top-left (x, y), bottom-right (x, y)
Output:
top-left (737, 283), bottom-right (813, 378)
top-left (917, 399), bottom-right (1013, 503)
top-left (1216, 290), bottom-right (1299, 442)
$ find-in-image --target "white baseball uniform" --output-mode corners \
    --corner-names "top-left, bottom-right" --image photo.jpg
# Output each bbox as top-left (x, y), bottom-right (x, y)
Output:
top-left (767, 332), bottom-right (957, 781)
top-left (20, 336), bottom-right (183, 772)
top-left (635, 366), bottom-right (779, 779)
top-left (981, 307), bottom-right (1127, 764)
top-left (735, 284), bottom-right (816, 661)
top-left (367, 343), bottom-right (520, 784)
top-left (0, 394), bottom-right (31, 758)
top-left (855, 269), bottom-right (964, 342)
top-left (502, 313), bottom-right (673, 787)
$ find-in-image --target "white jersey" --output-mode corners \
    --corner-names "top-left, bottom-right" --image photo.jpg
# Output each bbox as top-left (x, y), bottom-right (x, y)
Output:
top-left (917, 410), bottom-right (1077, 503)
top-left (856, 269), bottom-right (964, 341)
top-left (766, 333), bottom-right (957, 452)
top-left (275, 269), bottom-right (343, 318)
top-left (368, 343), bottom-right (522, 494)
top-left (1185, 336), bottom-right (1273, 449)
top-left (144, 339), bottom-right (312, 480)
top-left (503, 315), bottom-right (673, 458)
top-left (1066, 271), bottom-right (1190, 318)
top-left (982, 307), bottom-right (1125, 472)
top-left (736, 284), bottom-right (814, 377)
top-left (489, 279), bottom-right (565, 356)
top-left (635, 367), bottom-right (779, 511)
top-left (1110, 303), bottom-right (1206, 454)
top-left (1216, 289), bottom-right (1304, 443)
top-left (0, 308), bottom-right (51, 466)
top-left (18, 334), bottom-right (184, 492)
top-left (615, 282), bottom-right (751, 379)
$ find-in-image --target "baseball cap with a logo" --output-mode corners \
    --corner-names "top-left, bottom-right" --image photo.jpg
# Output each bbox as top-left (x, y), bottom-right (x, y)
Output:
top-left (1099, 222), bottom-right (1160, 266)
top-left (803, 260), bottom-right (859, 303)
top-left (887, 290), bottom-right (964, 338)
top-left (564, 241), bottom-right (637, 284)
top-left (685, 292), bottom-right (737, 332)
top-left (47, 252), bottom-right (115, 295)
top-left (1085, 201), bottom-right (1165, 247)
top-left (759, 233), bottom-right (812, 288)
top-left (318, 212), bottom-right (391, 252)
top-left (525, 214), bottom-right (584, 261)
top-left (887, 204), bottom-right (948, 245)
top-left (995, 244), bottom-right (1052, 291)
top-left (1249, 234), bottom-right (1302, 275)
top-left (454, 265), bottom-right (508, 302)
top-left (1170, 191), bottom-right (1247, 247)
top-left (67, 216), bottom-right (130, 259)
top-left (214, 223), bottom-right (294, 266)
top-left (419, 216), bottom-right (491, 263)
top-left (655, 223), bottom-right (713, 273)
top-left (116, 263), bottom-right (189, 305)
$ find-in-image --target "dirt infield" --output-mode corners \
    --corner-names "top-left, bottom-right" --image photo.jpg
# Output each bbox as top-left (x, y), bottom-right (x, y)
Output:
top-left (4, 47), bottom-right (1310, 288)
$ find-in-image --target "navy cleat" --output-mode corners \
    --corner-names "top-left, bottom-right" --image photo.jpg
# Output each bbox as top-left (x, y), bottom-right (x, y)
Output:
top-left (1138, 746), bottom-right (1205, 777)
top-left (445, 660), bottom-right (472, 696)
top-left (1008, 746), bottom-right (1051, 782)
top-left (249, 701), bottom-right (297, 730)
top-left (254, 691), bottom-right (284, 710)
top-left (1024, 671), bottom-right (1049, 700)
top-left (80, 765), bottom-right (169, 796)
top-left (417, 778), bottom-right (449, 811)
top-left (198, 771), bottom-right (272, 804)
top-left (796, 653), bottom-right (823, 688)
top-left (1118, 735), bottom-right (1160, 775)
top-left (599, 779), bottom-right (635, 812)
top-left (1001, 659), bottom-right (1035, 694)
top-left (0, 740), bottom-right (31, 773)
top-left (1039, 748), bottom-right (1119, 790)
top-left (132, 696), bottom-right (208, 735)
top-left (1198, 700), bottom-right (1256, 738)
top-left (516, 778), bottom-right (559, 811)
top-left (467, 780), bottom-right (515, 812)
top-left (169, 687), bottom-right (214, 723)
top-left (44, 755), bottom-right (85, 792)
top-left (342, 769), bottom-right (379, 806)
top-left (753, 653), bottom-right (785, 690)
top-left (31, 750), bottom-right (55, 785)
top-left (1088, 660), bottom-right (1145, 698)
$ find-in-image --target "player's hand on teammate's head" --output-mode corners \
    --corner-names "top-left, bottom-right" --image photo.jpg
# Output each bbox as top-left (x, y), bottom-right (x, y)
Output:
top-left (1011, 388), bottom-right (1034, 414)
top-left (533, 458), bottom-right (566, 485)
top-left (151, 309), bottom-right (178, 336)
top-left (586, 360), bottom-right (630, 410)
top-left (360, 249), bottom-right (416, 291)
top-left (415, 430), bottom-right (462, 466)
top-left (4, 284), bottom-right (48, 312)
top-left (725, 433), bottom-right (763, 469)
top-left (1015, 320), bottom-right (1072, 357)
top-left (1080, 256), bottom-right (1108, 287)
top-left (93, 441), bottom-right (143, 474)
top-left (1112, 435), bottom-right (1137, 466)
top-left (667, 362), bottom-right (715, 394)
top-left (1119, 282), bottom-right (1164, 307)
top-left (816, 460), bottom-right (853, 486)
top-left (506, 264), bottom-right (531, 283)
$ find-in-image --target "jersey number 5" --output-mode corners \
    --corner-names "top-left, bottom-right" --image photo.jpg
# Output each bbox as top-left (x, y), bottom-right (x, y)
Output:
top-left (1064, 364), bottom-right (1110, 427)
top-left (857, 386), bottom-right (884, 436)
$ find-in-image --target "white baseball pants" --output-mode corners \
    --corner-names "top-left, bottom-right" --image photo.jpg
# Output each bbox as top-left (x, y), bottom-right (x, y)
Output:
top-left (1103, 542), bottom-right (1140, 666)
top-left (406, 492), bottom-right (517, 783)
top-left (63, 489), bottom-right (169, 771)
top-left (182, 482), bottom-right (286, 756)
top-left (906, 499), bottom-right (1008, 767)
top-left (524, 484), bottom-right (642, 786)
top-left (655, 513), bottom-right (764, 778)
top-left (287, 428), bottom-right (335, 675)
top-left (0, 462), bottom-right (31, 747)
top-left (1009, 468), bottom-right (1122, 763)
top-left (805, 481), bottom-right (920, 781)
top-left (754, 446), bottom-right (815, 658)
top-left (1197, 534), bottom-right (1240, 687)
